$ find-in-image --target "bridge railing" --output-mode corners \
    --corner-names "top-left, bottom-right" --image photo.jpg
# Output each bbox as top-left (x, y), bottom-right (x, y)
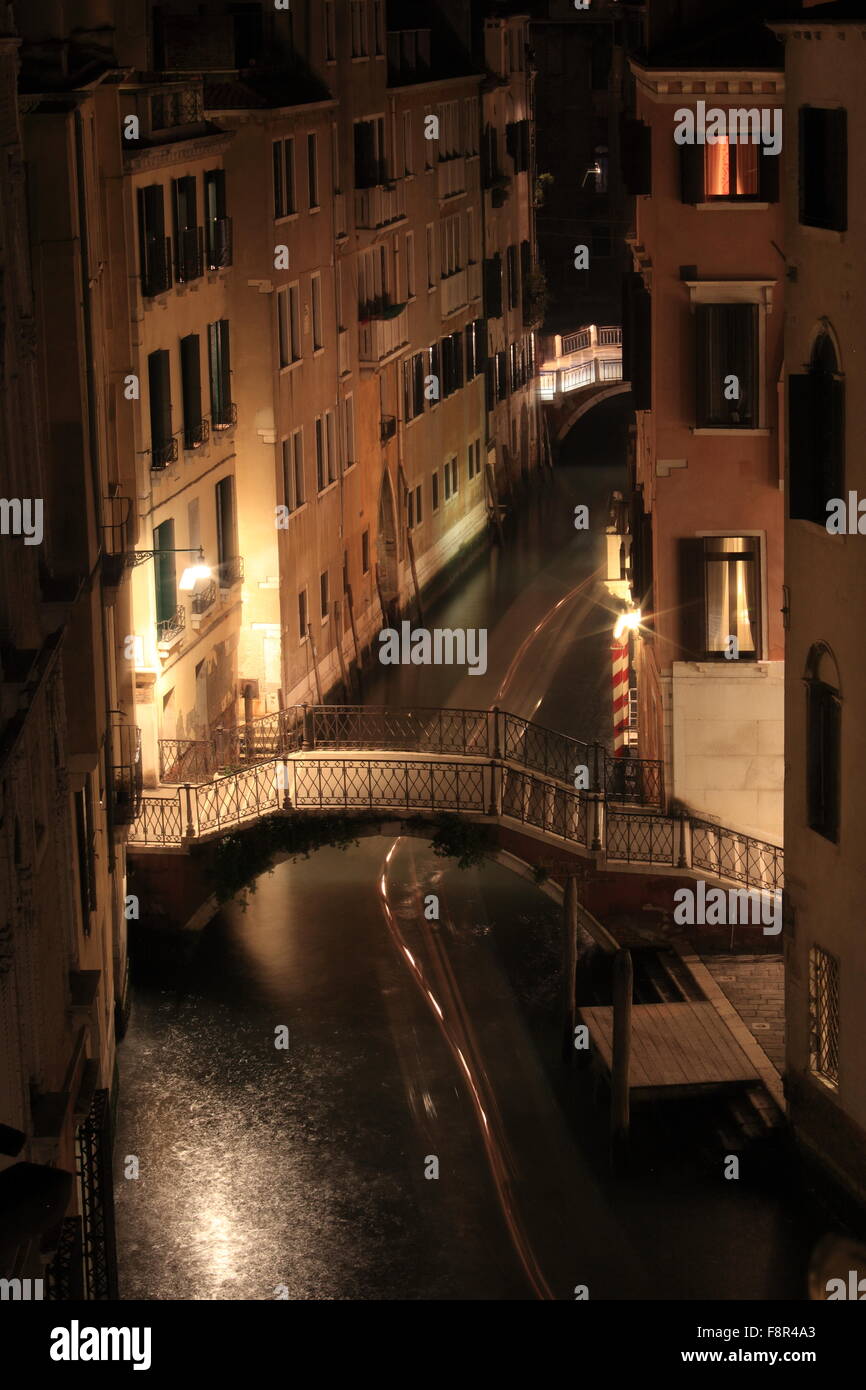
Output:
top-left (128, 754), bottom-right (782, 893)
top-left (158, 703), bottom-right (664, 811)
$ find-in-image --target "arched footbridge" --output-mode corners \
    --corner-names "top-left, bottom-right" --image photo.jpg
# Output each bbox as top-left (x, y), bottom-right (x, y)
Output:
top-left (127, 704), bottom-right (783, 898)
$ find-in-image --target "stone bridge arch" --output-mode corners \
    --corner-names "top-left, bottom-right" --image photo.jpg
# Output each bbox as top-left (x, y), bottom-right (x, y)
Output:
top-left (546, 382), bottom-right (632, 447)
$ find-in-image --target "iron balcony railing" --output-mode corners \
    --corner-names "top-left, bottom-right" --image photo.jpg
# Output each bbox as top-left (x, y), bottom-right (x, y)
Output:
top-left (175, 225), bottom-right (204, 283)
top-left (141, 235), bottom-right (173, 297)
top-left (183, 417), bottom-right (210, 450)
top-left (110, 724), bottom-right (143, 826)
top-left (191, 579), bottom-right (217, 616)
top-left (205, 215), bottom-right (233, 270)
top-left (215, 555), bottom-right (244, 589)
top-left (211, 400), bottom-right (237, 431)
top-left (151, 435), bottom-right (179, 470)
top-left (156, 604), bottom-right (185, 645)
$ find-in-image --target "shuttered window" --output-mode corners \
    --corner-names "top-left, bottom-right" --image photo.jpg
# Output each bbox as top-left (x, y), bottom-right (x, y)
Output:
top-left (620, 118), bottom-right (651, 196)
top-left (148, 349), bottom-right (173, 467)
top-left (621, 272), bottom-right (651, 411)
top-left (807, 680), bottom-right (840, 842)
top-left (799, 107), bottom-right (846, 231)
top-left (484, 253), bottom-right (503, 319)
top-left (180, 334), bottom-right (203, 448)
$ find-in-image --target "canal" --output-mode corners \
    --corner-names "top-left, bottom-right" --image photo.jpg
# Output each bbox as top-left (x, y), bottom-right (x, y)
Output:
top-left (115, 400), bottom-right (820, 1300)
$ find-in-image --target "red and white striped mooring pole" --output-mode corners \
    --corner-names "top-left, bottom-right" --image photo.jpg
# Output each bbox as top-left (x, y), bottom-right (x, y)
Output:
top-left (611, 609), bottom-right (641, 757)
top-left (611, 637), bottom-right (630, 757)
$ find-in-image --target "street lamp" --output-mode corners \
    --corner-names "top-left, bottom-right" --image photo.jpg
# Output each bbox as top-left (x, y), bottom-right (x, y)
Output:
top-left (613, 607), bottom-right (642, 642)
top-left (124, 545), bottom-right (210, 587)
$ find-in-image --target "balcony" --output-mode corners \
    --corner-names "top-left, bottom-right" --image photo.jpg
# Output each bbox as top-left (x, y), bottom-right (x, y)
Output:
top-left (359, 305), bottom-right (409, 365)
top-left (437, 156), bottom-right (466, 201)
top-left (151, 436), bottom-right (179, 471)
top-left (184, 417), bottom-right (210, 451)
top-left (141, 235), bottom-right (173, 298)
top-left (354, 181), bottom-right (406, 231)
top-left (111, 724), bottom-right (143, 826)
top-left (175, 225), bottom-right (204, 283)
top-left (191, 579), bottom-right (217, 628)
top-left (211, 400), bottom-right (237, 431)
top-left (205, 216), bottom-right (232, 270)
top-left (216, 555), bottom-right (244, 593)
top-left (157, 604), bottom-right (185, 649)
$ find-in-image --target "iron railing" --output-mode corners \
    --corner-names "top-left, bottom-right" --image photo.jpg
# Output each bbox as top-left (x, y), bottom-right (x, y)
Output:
top-left (75, 1088), bottom-right (118, 1299)
top-left (126, 752), bottom-right (783, 893)
top-left (191, 579), bottom-right (217, 617)
top-left (184, 417), bottom-right (210, 450)
top-left (151, 435), bottom-right (179, 470)
top-left (691, 818), bottom-right (784, 893)
top-left (502, 711), bottom-right (592, 786)
top-left (309, 705), bottom-right (490, 755)
top-left (156, 604), bottom-right (185, 644)
top-left (215, 554), bottom-right (244, 588)
top-left (212, 400), bottom-right (237, 431)
top-left (110, 724), bottom-right (143, 826)
top-left (140, 234), bottom-right (172, 297)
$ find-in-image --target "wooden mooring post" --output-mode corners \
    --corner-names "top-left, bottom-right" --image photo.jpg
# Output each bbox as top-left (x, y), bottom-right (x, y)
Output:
top-left (611, 947), bottom-right (633, 1168)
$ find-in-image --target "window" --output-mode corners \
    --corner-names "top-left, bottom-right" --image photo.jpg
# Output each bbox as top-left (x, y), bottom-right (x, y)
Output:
top-left (180, 334), bottom-right (205, 449)
top-left (277, 285), bottom-right (302, 367)
top-left (680, 131), bottom-right (779, 204)
top-left (505, 120), bottom-right (530, 173)
top-left (426, 223), bottom-right (435, 289)
top-left (306, 132), bottom-right (319, 209)
top-left (298, 588), bottom-right (308, 641)
top-left (407, 482), bottom-right (422, 529)
top-left (316, 411), bottom-right (337, 490)
top-left (789, 330), bottom-right (845, 525)
top-left (361, 528), bottom-right (370, 574)
top-left (806, 644), bottom-right (841, 843)
top-left (148, 348), bottom-right (174, 467)
top-left (215, 475), bottom-right (237, 568)
top-left (695, 303), bottom-right (758, 429)
top-left (466, 207), bottom-right (477, 265)
top-left (402, 351), bottom-right (425, 420)
top-left (353, 116), bottom-right (386, 188)
top-left (204, 168), bottom-right (231, 268)
top-left (444, 461), bottom-right (452, 502)
top-left (311, 273), bottom-right (324, 350)
top-left (496, 348), bottom-right (508, 401)
top-left (402, 110), bottom-right (414, 175)
top-left (465, 318), bottom-right (484, 380)
top-left (343, 394), bottom-right (355, 469)
top-left (172, 175), bottom-right (202, 282)
top-left (438, 101), bottom-right (461, 159)
top-left (324, 0), bottom-right (336, 61)
top-left (431, 471), bottom-right (440, 512)
top-left (450, 456), bottom-right (459, 496)
top-left (320, 570), bottom-right (329, 621)
top-left (405, 231), bottom-right (416, 298)
top-left (800, 107), bottom-right (846, 231)
top-left (679, 536), bottom-right (761, 661)
top-left (273, 137), bottom-right (296, 217)
top-left (484, 253), bottom-right (503, 319)
top-left (809, 946), bottom-right (840, 1088)
top-left (138, 184), bottom-right (172, 296)
top-left (208, 319), bottom-right (233, 427)
top-left (441, 214), bottom-right (461, 278)
top-left (351, 0), bottom-right (368, 58)
top-left (464, 98), bottom-right (479, 156)
top-left (440, 332), bottom-right (464, 397)
top-left (373, 0), bottom-right (385, 56)
top-left (468, 439), bottom-right (482, 480)
top-left (507, 244), bottom-right (519, 309)
top-left (153, 517), bottom-right (177, 627)
top-left (282, 430), bottom-right (305, 512)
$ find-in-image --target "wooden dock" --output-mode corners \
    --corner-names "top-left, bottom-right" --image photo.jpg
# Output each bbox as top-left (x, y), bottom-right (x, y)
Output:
top-left (578, 1000), bottom-right (760, 1100)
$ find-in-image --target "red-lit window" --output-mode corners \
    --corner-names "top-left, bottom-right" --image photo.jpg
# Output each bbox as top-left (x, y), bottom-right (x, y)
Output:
top-left (704, 141), bottom-right (759, 198)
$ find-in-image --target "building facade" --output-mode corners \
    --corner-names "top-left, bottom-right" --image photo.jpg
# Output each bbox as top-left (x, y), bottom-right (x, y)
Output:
top-left (771, 0), bottom-right (866, 1206)
top-left (623, 19), bottom-right (786, 846)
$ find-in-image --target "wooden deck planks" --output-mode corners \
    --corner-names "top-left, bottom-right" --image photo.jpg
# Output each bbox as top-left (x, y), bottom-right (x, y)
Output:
top-left (578, 1001), bottom-right (760, 1092)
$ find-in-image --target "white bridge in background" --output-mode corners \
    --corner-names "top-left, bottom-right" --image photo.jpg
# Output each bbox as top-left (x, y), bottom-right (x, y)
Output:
top-left (538, 324), bottom-right (623, 400)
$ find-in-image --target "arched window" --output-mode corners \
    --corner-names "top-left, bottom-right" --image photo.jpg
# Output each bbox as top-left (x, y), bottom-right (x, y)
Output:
top-left (788, 327), bottom-right (845, 525)
top-left (805, 643), bottom-right (841, 842)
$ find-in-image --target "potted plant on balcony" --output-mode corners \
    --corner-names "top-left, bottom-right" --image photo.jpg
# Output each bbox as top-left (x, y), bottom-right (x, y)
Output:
top-left (522, 266), bottom-right (548, 330)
